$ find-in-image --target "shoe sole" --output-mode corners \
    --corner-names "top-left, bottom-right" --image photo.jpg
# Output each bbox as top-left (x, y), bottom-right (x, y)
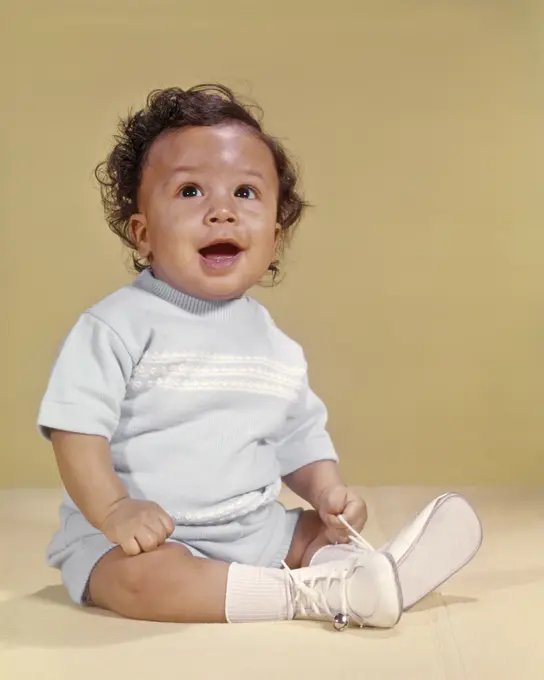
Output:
top-left (388, 493), bottom-right (483, 610)
top-left (378, 551), bottom-right (404, 627)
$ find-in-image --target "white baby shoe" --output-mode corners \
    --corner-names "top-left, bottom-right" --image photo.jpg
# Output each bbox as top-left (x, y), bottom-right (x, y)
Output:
top-left (310, 493), bottom-right (483, 610)
top-left (285, 550), bottom-right (403, 629)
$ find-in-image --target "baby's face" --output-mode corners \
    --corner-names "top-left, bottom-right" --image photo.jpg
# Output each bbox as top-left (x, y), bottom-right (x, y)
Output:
top-left (130, 123), bottom-right (279, 300)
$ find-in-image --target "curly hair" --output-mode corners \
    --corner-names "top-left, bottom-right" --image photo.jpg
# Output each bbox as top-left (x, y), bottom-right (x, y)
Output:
top-left (95, 84), bottom-right (307, 280)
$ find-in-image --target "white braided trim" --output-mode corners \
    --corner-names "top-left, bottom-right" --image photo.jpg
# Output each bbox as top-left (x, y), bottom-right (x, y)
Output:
top-left (167, 478), bottom-right (282, 525)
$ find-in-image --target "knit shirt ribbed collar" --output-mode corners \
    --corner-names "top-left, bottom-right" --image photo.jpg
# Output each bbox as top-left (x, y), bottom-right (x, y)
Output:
top-left (132, 269), bottom-right (248, 319)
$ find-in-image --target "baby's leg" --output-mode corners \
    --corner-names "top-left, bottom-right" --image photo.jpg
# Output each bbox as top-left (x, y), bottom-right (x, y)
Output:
top-left (89, 510), bottom-right (329, 622)
top-left (89, 543), bottom-right (229, 622)
top-left (284, 509), bottom-right (331, 569)
top-left (88, 515), bottom-right (402, 628)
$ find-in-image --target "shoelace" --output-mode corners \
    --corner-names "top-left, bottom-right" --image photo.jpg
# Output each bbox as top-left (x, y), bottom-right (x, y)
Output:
top-left (280, 516), bottom-right (378, 631)
top-left (281, 558), bottom-right (352, 625)
top-left (337, 514), bottom-right (375, 551)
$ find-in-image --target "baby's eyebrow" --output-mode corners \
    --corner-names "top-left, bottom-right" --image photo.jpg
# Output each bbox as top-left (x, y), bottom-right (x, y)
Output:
top-left (239, 169), bottom-right (265, 182)
top-left (162, 165), bottom-right (200, 188)
top-left (169, 165), bottom-right (200, 176)
top-left (166, 165), bottom-right (266, 182)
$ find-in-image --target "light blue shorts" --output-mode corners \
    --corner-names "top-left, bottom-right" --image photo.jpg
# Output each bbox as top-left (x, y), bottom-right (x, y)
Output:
top-left (46, 501), bottom-right (303, 605)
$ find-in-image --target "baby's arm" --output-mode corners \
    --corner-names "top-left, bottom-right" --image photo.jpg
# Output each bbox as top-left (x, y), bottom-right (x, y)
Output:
top-left (284, 460), bottom-right (367, 542)
top-left (51, 430), bottom-right (174, 555)
top-left (277, 376), bottom-right (368, 541)
top-left (39, 313), bottom-right (174, 555)
top-left (51, 431), bottom-right (126, 526)
top-left (282, 460), bottom-right (343, 509)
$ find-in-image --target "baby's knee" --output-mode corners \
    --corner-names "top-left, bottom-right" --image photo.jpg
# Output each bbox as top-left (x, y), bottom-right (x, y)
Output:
top-left (124, 543), bottom-right (193, 595)
top-left (117, 555), bottom-right (154, 598)
top-left (89, 543), bottom-right (191, 610)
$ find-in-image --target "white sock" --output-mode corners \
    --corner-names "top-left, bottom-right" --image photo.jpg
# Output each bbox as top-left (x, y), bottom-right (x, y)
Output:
top-left (225, 561), bottom-right (344, 623)
top-left (225, 563), bottom-right (294, 623)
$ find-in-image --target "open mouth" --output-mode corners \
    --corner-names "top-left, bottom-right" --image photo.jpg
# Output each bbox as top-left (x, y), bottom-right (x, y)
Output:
top-left (199, 241), bottom-right (243, 270)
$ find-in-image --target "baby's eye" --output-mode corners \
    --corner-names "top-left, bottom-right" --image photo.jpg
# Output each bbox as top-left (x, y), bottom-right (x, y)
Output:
top-left (179, 185), bottom-right (203, 198)
top-left (235, 185), bottom-right (257, 200)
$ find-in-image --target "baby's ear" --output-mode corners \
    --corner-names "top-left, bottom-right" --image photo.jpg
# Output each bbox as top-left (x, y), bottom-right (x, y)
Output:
top-left (130, 214), bottom-right (151, 258)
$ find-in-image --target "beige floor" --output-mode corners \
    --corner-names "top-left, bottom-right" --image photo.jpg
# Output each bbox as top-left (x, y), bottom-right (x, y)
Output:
top-left (1, 487), bottom-right (543, 680)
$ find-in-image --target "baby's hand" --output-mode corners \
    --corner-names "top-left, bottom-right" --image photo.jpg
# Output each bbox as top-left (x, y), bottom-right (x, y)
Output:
top-left (99, 498), bottom-right (175, 556)
top-left (317, 485), bottom-right (368, 544)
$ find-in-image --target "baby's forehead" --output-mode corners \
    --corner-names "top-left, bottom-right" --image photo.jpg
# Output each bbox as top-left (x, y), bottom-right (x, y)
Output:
top-left (145, 124), bottom-right (276, 176)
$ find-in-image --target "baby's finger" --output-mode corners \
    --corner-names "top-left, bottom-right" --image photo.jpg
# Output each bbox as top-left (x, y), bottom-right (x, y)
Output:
top-left (154, 516), bottom-right (173, 544)
top-left (320, 486), bottom-right (349, 517)
top-left (135, 526), bottom-right (161, 553)
top-left (150, 518), bottom-right (167, 544)
top-left (325, 525), bottom-right (350, 544)
top-left (159, 512), bottom-right (175, 537)
top-left (322, 516), bottom-right (349, 542)
top-left (321, 510), bottom-right (346, 529)
top-left (342, 500), bottom-right (368, 533)
top-left (120, 536), bottom-right (142, 557)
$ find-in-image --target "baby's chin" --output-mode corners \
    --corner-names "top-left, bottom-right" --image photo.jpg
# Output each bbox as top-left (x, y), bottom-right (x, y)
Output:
top-left (162, 271), bottom-right (251, 302)
top-left (154, 256), bottom-right (268, 301)
top-left (192, 276), bottom-right (252, 301)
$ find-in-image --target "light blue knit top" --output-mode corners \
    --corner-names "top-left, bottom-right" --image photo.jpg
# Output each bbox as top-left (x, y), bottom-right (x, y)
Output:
top-left (38, 270), bottom-right (338, 524)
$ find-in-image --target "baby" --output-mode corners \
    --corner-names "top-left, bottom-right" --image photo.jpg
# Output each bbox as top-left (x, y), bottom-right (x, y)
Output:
top-left (38, 85), bottom-right (481, 628)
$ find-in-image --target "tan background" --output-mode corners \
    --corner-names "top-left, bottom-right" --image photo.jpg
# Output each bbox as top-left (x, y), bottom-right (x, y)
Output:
top-left (2, 0), bottom-right (543, 487)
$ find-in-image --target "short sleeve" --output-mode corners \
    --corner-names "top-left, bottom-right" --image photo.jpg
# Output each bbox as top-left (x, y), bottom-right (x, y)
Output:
top-left (275, 376), bottom-right (339, 477)
top-left (37, 313), bottom-right (134, 441)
